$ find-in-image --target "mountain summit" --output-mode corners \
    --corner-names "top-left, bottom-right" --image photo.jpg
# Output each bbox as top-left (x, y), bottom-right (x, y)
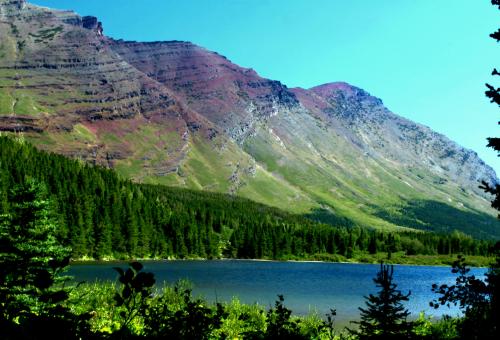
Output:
top-left (0, 1), bottom-right (498, 237)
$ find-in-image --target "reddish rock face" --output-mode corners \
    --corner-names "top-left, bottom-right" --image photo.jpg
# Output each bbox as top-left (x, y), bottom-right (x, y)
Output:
top-left (108, 40), bottom-right (299, 137)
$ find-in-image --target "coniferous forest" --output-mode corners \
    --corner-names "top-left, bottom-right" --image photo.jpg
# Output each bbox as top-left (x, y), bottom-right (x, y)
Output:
top-left (0, 169), bottom-right (498, 339)
top-left (0, 136), bottom-right (495, 262)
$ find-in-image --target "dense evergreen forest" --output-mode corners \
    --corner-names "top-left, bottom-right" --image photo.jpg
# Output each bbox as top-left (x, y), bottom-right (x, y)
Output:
top-left (0, 136), bottom-right (494, 260)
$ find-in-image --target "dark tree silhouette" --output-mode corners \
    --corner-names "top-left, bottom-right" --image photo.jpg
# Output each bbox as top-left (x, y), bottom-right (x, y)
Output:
top-left (481, 1), bottom-right (500, 213)
top-left (431, 3), bottom-right (500, 339)
top-left (349, 263), bottom-right (414, 339)
top-left (113, 261), bottom-right (156, 333)
top-left (430, 253), bottom-right (499, 340)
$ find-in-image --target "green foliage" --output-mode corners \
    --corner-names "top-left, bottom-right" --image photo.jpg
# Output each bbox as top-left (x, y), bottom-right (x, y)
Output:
top-left (0, 180), bottom-right (71, 319)
top-left (244, 295), bottom-right (307, 339)
top-left (1, 254), bottom-right (495, 339)
top-left (113, 262), bottom-right (155, 333)
top-left (374, 201), bottom-right (500, 240)
top-left (61, 265), bottom-right (348, 339)
top-left (412, 314), bottom-right (459, 340)
top-left (143, 285), bottom-right (227, 339)
top-left (68, 281), bottom-right (120, 333)
top-left (0, 180), bottom-right (91, 339)
top-left (28, 26), bottom-right (63, 42)
top-left (430, 252), bottom-right (500, 339)
top-left (214, 298), bottom-right (267, 338)
top-left (349, 263), bottom-right (414, 339)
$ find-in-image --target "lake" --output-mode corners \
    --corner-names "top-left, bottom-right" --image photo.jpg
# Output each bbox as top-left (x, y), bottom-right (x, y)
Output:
top-left (68, 260), bottom-right (486, 326)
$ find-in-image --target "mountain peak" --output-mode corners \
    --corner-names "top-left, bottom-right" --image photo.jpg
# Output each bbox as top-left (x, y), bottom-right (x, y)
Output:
top-left (310, 82), bottom-right (383, 107)
top-left (311, 82), bottom-right (366, 97)
top-left (311, 81), bottom-right (355, 91)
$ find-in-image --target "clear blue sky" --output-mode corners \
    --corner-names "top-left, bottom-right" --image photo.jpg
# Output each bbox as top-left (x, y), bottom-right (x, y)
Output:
top-left (32, 0), bottom-right (500, 173)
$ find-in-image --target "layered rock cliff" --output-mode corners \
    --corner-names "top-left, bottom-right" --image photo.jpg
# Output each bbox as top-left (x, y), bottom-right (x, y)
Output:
top-left (0, 0), bottom-right (498, 237)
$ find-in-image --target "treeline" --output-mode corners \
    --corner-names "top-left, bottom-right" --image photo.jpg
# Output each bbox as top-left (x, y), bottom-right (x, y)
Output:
top-left (230, 225), bottom-right (493, 260)
top-left (0, 136), bottom-right (494, 260)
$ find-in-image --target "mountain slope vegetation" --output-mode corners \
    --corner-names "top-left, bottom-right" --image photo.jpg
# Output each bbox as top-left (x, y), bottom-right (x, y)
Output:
top-left (0, 136), bottom-right (495, 261)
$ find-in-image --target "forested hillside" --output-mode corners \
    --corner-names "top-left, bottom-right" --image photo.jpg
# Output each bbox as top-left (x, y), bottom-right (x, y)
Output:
top-left (0, 136), bottom-right (494, 260)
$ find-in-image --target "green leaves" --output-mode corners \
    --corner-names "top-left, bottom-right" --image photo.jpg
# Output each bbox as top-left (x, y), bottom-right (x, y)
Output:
top-left (430, 254), bottom-right (500, 339)
top-left (113, 262), bottom-right (156, 331)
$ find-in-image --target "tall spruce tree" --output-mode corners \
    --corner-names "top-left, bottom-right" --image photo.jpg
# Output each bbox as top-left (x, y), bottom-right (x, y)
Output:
top-left (349, 263), bottom-right (413, 339)
top-left (0, 180), bottom-right (71, 321)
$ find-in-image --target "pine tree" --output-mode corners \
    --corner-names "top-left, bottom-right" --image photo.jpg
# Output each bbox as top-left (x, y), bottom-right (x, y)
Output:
top-left (0, 180), bottom-right (71, 321)
top-left (349, 263), bottom-right (413, 339)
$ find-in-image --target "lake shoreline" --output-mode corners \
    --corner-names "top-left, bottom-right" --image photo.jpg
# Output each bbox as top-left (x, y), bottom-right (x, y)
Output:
top-left (68, 259), bottom-right (482, 321)
top-left (70, 254), bottom-right (493, 268)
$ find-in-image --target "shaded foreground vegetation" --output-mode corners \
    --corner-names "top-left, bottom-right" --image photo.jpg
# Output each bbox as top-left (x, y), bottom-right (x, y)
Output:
top-left (0, 136), bottom-right (495, 265)
top-left (2, 251), bottom-right (499, 339)
top-left (0, 163), bottom-right (499, 339)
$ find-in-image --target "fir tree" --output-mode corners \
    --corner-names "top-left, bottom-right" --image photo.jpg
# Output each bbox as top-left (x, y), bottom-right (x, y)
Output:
top-left (349, 263), bottom-right (414, 339)
top-left (0, 180), bottom-right (91, 340)
top-left (0, 180), bottom-right (72, 320)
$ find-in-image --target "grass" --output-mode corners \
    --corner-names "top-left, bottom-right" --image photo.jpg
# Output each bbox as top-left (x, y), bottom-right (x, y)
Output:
top-left (238, 165), bottom-right (317, 213)
top-left (181, 134), bottom-right (240, 192)
top-left (0, 31), bottom-right (17, 61)
top-left (111, 123), bottom-right (184, 180)
top-left (72, 123), bottom-right (97, 143)
top-left (12, 92), bottom-right (41, 116)
top-left (0, 89), bottom-right (14, 114)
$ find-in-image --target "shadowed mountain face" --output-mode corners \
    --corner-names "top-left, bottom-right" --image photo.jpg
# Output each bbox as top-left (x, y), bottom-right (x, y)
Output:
top-left (1, 0), bottom-right (498, 237)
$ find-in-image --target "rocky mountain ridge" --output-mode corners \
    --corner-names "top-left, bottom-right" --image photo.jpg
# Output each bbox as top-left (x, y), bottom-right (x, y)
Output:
top-left (0, 0), bottom-right (498, 238)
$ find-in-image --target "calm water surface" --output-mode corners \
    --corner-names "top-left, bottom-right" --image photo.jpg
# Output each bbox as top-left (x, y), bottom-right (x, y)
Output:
top-left (69, 260), bottom-right (486, 324)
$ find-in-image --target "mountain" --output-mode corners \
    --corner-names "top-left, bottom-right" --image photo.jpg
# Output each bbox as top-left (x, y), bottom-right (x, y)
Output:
top-left (0, 0), bottom-right (498, 238)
